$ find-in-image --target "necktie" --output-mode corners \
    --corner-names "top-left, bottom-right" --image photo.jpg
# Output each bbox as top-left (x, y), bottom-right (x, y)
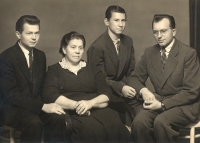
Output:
top-left (116, 41), bottom-right (120, 56)
top-left (29, 50), bottom-right (33, 80)
top-left (161, 48), bottom-right (167, 73)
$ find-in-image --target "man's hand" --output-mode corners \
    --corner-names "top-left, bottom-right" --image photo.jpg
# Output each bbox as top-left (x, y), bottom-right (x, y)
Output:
top-left (42, 103), bottom-right (65, 115)
top-left (143, 100), bottom-right (161, 110)
top-left (140, 88), bottom-right (155, 101)
top-left (75, 100), bottom-right (93, 115)
top-left (122, 85), bottom-right (136, 99)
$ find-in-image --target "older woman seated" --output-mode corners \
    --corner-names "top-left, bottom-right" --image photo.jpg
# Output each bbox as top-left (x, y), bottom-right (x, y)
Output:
top-left (42, 31), bottom-right (131, 142)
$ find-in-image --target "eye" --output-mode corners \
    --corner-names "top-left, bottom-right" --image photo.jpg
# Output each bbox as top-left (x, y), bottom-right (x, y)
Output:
top-left (79, 47), bottom-right (84, 50)
top-left (115, 19), bottom-right (119, 22)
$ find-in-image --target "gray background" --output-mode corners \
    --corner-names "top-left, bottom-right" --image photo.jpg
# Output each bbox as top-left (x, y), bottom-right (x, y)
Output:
top-left (0, 0), bottom-right (189, 66)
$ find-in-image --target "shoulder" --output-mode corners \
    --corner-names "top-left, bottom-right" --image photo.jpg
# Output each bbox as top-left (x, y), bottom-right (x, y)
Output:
top-left (176, 40), bottom-right (197, 58)
top-left (0, 45), bottom-right (16, 57)
top-left (121, 34), bottom-right (133, 42)
top-left (34, 48), bottom-right (46, 57)
top-left (89, 32), bottom-right (107, 48)
top-left (48, 63), bottom-right (60, 70)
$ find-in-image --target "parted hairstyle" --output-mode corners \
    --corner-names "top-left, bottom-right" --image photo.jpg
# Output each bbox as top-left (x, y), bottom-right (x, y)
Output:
top-left (105, 5), bottom-right (127, 20)
top-left (16, 15), bottom-right (40, 33)
top-left (152, 14), bottom-right (176, 29)
top-left (59, 31), bottom-right (86, 57)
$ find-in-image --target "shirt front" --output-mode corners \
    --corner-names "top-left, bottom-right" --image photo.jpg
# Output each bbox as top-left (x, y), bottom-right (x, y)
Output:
top-left (160, 38), bottom-right (175, 58)
top-left (18, 42), bottom-right (33, 68)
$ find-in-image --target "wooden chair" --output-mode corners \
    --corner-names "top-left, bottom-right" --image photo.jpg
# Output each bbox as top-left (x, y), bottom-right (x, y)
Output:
top-left (178, 121), bottom-right (200, 143)
top-left (0, 125), bottom-right (16, 143)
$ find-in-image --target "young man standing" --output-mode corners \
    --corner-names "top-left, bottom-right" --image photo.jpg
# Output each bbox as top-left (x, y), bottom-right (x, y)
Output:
top-left (87, 5), bottom-right (142, 124)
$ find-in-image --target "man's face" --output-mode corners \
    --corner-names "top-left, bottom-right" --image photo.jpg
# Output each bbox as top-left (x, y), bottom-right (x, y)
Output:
top-left (16, 23), bottom-right (40, 50)
top-left (104, 12), bottom-right (126, 36)
top-left (153, 18), bottom-right (176, 48)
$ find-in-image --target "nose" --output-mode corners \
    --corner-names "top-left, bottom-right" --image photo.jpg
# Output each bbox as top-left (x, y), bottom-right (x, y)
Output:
top-left (119, 20), bottom-right (123, 27)
top-left (31, 34), bottom-right (36, 40)
top-left (157, 31), bottom-right (162, 38)
top-left (75, 47), bottom-right (80, 53)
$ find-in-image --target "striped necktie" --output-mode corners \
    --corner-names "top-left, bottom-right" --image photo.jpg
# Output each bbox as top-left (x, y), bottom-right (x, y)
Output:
top-left (29, 50), bottom-right (33, 80)
top-left (161, 48), bottom-right (167, 73)
top-left (116, 40), bottom-right (120, 56)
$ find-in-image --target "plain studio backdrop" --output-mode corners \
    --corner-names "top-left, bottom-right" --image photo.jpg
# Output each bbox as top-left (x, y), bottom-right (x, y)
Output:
top-left (0, 0), bottom-right (189, 90)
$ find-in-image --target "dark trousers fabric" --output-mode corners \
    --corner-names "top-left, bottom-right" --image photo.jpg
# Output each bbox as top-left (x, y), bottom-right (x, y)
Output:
top-left (7, 108), bottom-right (43, 143)
top-left (131, 107), bottom-right (192, 143)
top-left (7, 109), bottom-right (67, 143)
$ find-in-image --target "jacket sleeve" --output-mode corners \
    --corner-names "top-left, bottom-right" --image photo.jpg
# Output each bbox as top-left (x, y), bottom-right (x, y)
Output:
top-left (87, 45), bottom-right (125, 96)
top-left (0, 54), bottom-right (43, 115)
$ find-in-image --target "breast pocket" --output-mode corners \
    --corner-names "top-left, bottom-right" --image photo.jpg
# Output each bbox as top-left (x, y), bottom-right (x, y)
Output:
top-left (170, 70), bottom-right (184, 87)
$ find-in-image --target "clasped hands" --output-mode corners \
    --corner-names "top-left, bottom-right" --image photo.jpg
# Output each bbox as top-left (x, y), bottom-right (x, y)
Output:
top-left (74, 100), bottom-right (92, 116)
top-left (141, 88), bottom-right (161, 110)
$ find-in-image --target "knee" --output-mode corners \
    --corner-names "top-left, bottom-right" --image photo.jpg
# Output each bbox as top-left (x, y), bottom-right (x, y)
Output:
top-left (154, 115), bottom-right (167, 130)
top-left (132, 114), bottom-right (150, 130)
top-left (27, 119), bottom-right (43, 133)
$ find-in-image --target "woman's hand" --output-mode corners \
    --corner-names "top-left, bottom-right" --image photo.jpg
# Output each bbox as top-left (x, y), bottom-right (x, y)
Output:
top-left (75, 100), bottom-right (94, 115)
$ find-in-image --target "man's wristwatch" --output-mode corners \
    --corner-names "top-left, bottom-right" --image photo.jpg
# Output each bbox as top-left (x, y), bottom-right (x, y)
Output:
top-left (161, 102), bottom-right (166, 112)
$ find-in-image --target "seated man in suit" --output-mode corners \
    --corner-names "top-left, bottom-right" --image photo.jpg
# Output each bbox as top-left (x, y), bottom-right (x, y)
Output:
top-left (87, 5), bottom-right (142, 125)
top-left (128, 14), bottom-right (200, 143)
top-left (0, 15), bottom-right (66, 143)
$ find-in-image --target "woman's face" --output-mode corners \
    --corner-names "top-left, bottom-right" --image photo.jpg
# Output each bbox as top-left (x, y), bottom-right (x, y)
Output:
top-left (62, 39), bottom-right (84, 65)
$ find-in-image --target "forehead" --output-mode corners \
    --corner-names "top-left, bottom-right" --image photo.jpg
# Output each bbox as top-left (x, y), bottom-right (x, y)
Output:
top-left (22, 23), bottom-right (40, 32)
top-left (110, 12), bottom-right (126, 19)
top-left (153, 18), bottom-right (170, 30)
top-left (68, 39), bottom-right (83, 45)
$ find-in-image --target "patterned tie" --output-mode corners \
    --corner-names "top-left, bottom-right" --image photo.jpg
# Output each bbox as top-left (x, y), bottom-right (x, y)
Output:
top-left (29, 50), bottom-right (33, 80)
top-left (116, 40), bottom-right (120, 56)
top-left (161, 48), bottom-right (167, 73)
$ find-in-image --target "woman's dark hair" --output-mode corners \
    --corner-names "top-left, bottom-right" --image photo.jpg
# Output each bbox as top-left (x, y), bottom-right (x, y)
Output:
top-left (59, 31), bottom-right (86, 57)
top-left (16, 15), bottom-right (40, 33)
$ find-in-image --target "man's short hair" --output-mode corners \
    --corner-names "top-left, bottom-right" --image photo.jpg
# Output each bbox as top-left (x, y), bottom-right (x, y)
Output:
top-left (105, 5), bottom-right (127, 20)
top-left (16, 15), bottom-right (40, 33)
top-left (152, 14), bottom-right (176, 29)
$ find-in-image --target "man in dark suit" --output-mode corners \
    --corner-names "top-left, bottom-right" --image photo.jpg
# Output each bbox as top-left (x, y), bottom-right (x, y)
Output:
top-left (0, 15), bottom-right (66, 143)
top-left (128, 14), bottom-right (200, 143)
top-left (87, 5), bottom-right (142, 125)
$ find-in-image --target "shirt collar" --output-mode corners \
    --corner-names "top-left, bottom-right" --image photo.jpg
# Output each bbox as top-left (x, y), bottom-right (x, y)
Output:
top-left (160, 38), bottom-right (175, 53)
top-left (18, 41), bottom-right (30, 56)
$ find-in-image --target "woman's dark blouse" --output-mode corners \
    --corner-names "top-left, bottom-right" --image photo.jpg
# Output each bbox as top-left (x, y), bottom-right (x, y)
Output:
top-left (42, 62), bottom-right (112, 103)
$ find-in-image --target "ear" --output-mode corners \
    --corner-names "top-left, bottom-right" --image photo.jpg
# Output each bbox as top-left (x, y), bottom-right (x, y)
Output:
top-left (15, 31), bottom-right (21, 39)
top-left (172, 28), bottom-right (177, 36)
top-left (104, 18), bottom-right (109, 26)
top-left (62, 47), bottom-right (66, 54)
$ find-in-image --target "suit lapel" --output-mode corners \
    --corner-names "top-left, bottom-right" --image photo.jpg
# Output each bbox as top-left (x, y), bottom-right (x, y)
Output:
top-left (104, 32), bottom-right (119, 69)
top-left (152, 45), bottom-right (164, 85)
top-left (162, 39), bottom-right (178, 87)
top-left (151, 39), bottom-right (179, 87)
top-left (117, 40), bottom-right (127, 77)
top-left (15, 43), bottom-right (31, 81)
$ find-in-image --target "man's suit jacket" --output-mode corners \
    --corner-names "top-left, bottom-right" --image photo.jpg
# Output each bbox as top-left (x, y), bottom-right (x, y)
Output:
top-left (87, 31), bottom-right (135, 101)
top-left (127, 39), bottom-right (200, 121)
top-left (0, 42), bottom-right (46, 124)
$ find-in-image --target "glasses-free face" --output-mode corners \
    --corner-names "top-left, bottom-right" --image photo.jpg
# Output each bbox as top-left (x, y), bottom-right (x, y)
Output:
top-left (62, 39), bottom-right (84, 65)
top-left (104, 12), bottom-right (126, 36)
top-left (15, 23), bottom-right (40, 50)
top-left (153, 18), bottom-right (176, 48)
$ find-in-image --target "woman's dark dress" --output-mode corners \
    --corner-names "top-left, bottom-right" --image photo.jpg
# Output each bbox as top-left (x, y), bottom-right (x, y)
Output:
top-left (43, 63), bottom-right (131, 142)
